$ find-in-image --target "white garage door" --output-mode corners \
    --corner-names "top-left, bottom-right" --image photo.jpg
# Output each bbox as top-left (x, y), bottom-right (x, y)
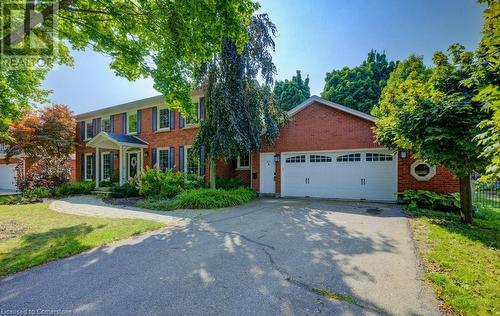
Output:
top-left (0, 164), bottom-right (17, 190)
top-left (281, 151), bottom-right (396, 201)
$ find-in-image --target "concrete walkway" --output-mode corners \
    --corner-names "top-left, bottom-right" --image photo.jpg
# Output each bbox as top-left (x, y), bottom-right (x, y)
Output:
top-left (49, 195), bottom-right (211, 226)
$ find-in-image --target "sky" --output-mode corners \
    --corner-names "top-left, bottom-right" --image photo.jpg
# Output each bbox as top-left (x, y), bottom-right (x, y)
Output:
top-left (42, 0), bottom-right (486, 115)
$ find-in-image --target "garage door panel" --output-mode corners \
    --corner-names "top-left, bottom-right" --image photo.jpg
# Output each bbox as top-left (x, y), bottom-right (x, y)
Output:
top-left (0, 164), bottom-right (17, 190)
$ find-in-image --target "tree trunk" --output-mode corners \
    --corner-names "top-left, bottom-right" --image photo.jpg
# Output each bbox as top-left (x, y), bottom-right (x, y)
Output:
top-left (209, 157), bottom-right (216, 189)
top-left (459, 175), bottom-right (473, 224)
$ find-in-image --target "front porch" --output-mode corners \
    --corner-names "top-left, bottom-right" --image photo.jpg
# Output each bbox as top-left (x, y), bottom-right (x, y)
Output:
top-left (86, 132), bottom-right (149, 187)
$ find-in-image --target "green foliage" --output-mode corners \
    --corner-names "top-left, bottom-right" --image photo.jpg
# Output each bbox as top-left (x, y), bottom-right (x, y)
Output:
top-left (137, 168), bottom-right (204, 198)
top-left (193, 14), bottom-right (286, 172)
top-left (110, 179), bottom-right (139, 198)
top-left (169, 187), bottom-right (256, 210)
top-left (0, 1), bottom-right (259, 140)
top-left (22, 187), bottom-right (52, 200)
top-left (54, 181), bottom-right (95, 196)
top-left (400, 190), bottom-right (460, 213)
top-left (322, 50), bottom-right (398, 114)
top-left (135, 197), bottom-right (171, 212)
top-left (215, 176), bottom-right (246, 190)
top-left (273, 70), bottom-right (310, 110)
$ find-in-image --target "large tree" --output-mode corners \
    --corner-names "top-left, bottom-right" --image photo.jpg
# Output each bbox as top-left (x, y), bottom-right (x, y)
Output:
top-left (0, 0), bottom-right (259, 140)
top-left (193, 14), bottom-right (286, 188)
top-left (374, 47), bottom-right (491, 224)
top-left (321, 50), bottom-right (397, 114)
top-left (273, 70), bottom-right (310, 110)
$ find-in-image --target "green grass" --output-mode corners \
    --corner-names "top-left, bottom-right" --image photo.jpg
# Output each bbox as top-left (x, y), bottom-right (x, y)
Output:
top-left (136, 187), bottom-right (257, 211)
top-left (406, 204), bottom-right (499, 315)
top-left (0, 203), bottom-right (164, 276)
top-left (311, 287), bottom-right (360, 306)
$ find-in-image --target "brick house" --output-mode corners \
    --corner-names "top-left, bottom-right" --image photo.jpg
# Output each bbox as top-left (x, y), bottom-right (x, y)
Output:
top-left (74, 94), bottom-right (459, 201)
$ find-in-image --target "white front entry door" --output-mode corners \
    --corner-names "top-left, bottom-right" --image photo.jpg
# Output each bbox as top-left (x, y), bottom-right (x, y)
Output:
top-left (260, 153), bottom-right (275, 194)
top-left (0, 164), bottom-right (17, 190)
top-left (281, 151), bottom-right (397, 201)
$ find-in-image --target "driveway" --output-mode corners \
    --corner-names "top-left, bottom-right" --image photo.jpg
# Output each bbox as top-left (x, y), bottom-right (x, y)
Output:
top-left (0, 198), bottom-right (440, 315)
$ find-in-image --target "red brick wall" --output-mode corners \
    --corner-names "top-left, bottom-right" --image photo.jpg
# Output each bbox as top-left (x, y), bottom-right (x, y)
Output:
top-left (398, 155), bottom-right (459, 194)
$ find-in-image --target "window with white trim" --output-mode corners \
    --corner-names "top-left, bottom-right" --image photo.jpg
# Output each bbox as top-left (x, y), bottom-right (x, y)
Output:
top-left (127, 111), bottom-right (137, 134)
top-left (101, 117), bottom-right (111, 133)
top-left (185, 102), bottom-right (200, 126)
top-left (158, 107), bottom-right (170, 130)
top-left (336, 153), bottom-right (361, 162)
top-left (85, 121), bottom-right (93, 140)
top-left (310, 155), bottom-right (332, 163)
top-left (101, 152), bottom-right (111, 180)
top-left (84, 153), bottom-right (93, 180)
top-left (237, 153), bottom-right (250, 169)
top-left (285, 155), bottom-right (306, 163)
top-left (185, 146), bottom-right (200, 174)
top-left (366, 153), bottom-right (393, 161)
top-left (158, 148), bottom-right (169, 172)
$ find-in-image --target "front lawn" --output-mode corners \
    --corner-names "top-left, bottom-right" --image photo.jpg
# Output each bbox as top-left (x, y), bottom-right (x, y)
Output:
top-left (0, 203), bottom-right (164, 276)
top-left (406, 204), bottom-right (499, 315)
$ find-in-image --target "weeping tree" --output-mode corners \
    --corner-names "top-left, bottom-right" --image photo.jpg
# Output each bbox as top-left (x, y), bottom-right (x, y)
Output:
top-left (193, 14), bottom-right (286, 188)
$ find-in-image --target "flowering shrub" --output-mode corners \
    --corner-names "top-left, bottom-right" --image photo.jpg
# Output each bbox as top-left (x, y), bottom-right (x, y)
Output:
top-left (138, 168), bottom-right (205, 198)
top-left (17, 157), bottom-right (71, 192)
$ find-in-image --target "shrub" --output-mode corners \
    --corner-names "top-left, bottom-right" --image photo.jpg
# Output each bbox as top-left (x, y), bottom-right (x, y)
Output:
top-left (54, 181), bottom-right (95, 196)
top-left (136, 197), bottom-right (170, 211)
top-left (17, 157), bottom-right (71, 192)
top-left (215, 176), bottom-right (246, 190)
top-left (399, 190), bottom-right (460, 213)
top-left (138, 168), bottom-right (204, 198)
top-left (110, 179), bottom-right (139, 198)
top-left (169, 187), bottom-right (256, 210)
top-left (22, 187), bottom-right (52, 201)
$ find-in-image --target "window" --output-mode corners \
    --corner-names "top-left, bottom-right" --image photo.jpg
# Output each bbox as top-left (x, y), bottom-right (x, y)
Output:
top-left (84, 154), bottom-right (93, 180)
top-left (101, 117), bottom-right (111, 133)
top-left (101, 152), bottom-right (111, 180)
top-left (310, 155), bottom-right (332, 163)
top-left (185, 146), bottom-right (200, 174)
top-left (185, 103), bottom-right (200, 126)
top-left (336, 153), bottom-right (361, 162)
top-left (158, 148), bottom-right (170, 172)
top-left (285, 155), bottom-right (306, 163)
top-left (85, 121), bottom-right (93, 140)
top-left (158, 107), bottom-right (170, 130)
top-left (410, 160), bottom-right (436, 181)
top-left (237, 153), bottom-right (250, 169)
top-left (366, 153), bottom-right (393, 161)
top-left (127, 111), bottom-right (137, 134)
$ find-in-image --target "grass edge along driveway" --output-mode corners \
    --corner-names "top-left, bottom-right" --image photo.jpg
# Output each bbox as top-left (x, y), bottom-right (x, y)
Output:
top-left (0, 202), bottom-right (164, 277)
top-left (406, 203), bottom-right (499, 316)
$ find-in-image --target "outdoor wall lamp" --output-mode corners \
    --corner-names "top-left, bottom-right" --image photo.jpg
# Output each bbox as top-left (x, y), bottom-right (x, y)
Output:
top-left (143, 150), bottom-right (148, 158)
top-left (274, 153), bottom-right (280, 162)
top-left (114, 153), bottom-right (119, 159)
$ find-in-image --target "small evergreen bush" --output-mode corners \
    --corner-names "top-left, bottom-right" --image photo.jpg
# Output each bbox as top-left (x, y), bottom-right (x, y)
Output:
top-left (399, 190), bottom-right (460, 212)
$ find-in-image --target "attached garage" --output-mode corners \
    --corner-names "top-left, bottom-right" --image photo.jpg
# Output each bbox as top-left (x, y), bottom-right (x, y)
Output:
top-left (0, 164), bottom-right (18, 190)
top-left (281, 150), bottom-right (397, 201)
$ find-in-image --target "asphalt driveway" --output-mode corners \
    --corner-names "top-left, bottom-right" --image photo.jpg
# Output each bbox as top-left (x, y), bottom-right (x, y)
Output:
top-left (0, 198), bottom-right (440, 315)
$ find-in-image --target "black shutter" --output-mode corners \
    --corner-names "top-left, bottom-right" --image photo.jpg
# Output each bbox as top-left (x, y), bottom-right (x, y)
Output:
top-left (98, 152), bottom-right (102, 181)
top-left (179, 146), bottom-right (184, 172)
top-left (109, 150), bottom-right (114, 179)
top-left (80, 153), bottom-right (85, 180)
top-left (199, 97), bottom-right (205, 120)
top-left (91, 153), bottom-right (96, 180)
top-left (199, 146), bottom-right (206, 176)
top-left (91, 119), bottom-right (97, 137)
top-left (110, 115), bottom-right (114, 133)
top-left (152, 107), bottom-right (157, 132)
top-left (170, 110), bottom-right (175, 129)
top-left (122, 113), bottom-right (127, 134)
top-left (169, 146), bottom-right (175, 169)
top-left (179, 113), bottom-right (184, 128)
top-left (151, 148), bottom-right (157, 167)
top-left (137, 110), bottom-right (142, 133)
top-left (96, 118), bottom-right (102, 134)
top-left (79, 122), bottom-right (85, 140)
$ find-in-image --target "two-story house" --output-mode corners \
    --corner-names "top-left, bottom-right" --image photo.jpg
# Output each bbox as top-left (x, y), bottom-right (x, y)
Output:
top-left (76, 94), bottom-right (459, 201)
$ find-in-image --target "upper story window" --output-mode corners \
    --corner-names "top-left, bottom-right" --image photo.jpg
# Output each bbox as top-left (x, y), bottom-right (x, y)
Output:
top-left (237, 152), bottom-right (250, 169)
top-left (101, 117), bottom-right (111, 133)
top-left (336, 153), bottom-right (361, 162)
top-left (85, 121), bottom-right (93, 140)
top-left (366, 153), bottom-right (393, 161)
top-left (127, 111), bottom-right (137, 134)
top-left (158, 107), bottom-right (170, 130)
top-left (286, 155), bottom-right (306, 163)
top-left (185, 102), bottom-right (200, 126)
top-left (310, 155), bottom-right (332, 163)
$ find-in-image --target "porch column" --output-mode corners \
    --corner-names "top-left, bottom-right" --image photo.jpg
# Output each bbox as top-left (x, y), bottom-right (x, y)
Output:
top-left (140, 148), bottom-right (144, 174)
top-left (95, 147), bottom-right (100, 188)
top-left (119, 145), bottom-right (124, 185)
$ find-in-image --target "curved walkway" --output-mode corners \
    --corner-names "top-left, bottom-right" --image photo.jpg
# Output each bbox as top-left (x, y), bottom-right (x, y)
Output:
top-left (49, 195), bottom-right (210, 225)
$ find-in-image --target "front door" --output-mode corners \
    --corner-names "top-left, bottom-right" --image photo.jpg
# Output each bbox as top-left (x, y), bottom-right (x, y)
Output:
top-left (128, 152), bottom-right (139, 178)
top-left (260, 153), bottom-right (276, 194)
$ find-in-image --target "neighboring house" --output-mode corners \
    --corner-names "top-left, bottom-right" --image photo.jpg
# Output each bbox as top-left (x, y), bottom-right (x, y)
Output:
top-left (75, 94), bottom-right (459, 201)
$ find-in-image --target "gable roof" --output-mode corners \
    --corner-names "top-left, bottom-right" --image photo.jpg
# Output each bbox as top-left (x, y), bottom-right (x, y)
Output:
top-left (288, 95), bottom-right (376, 122)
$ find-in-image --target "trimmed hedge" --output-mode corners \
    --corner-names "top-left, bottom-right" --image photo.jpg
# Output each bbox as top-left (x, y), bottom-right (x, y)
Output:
top-left (169, 187), bottom-right (257, 210)
top-left (399, 190), bottom-right (460, 213)
top-left (54, 181), bottom-right (95, 196)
